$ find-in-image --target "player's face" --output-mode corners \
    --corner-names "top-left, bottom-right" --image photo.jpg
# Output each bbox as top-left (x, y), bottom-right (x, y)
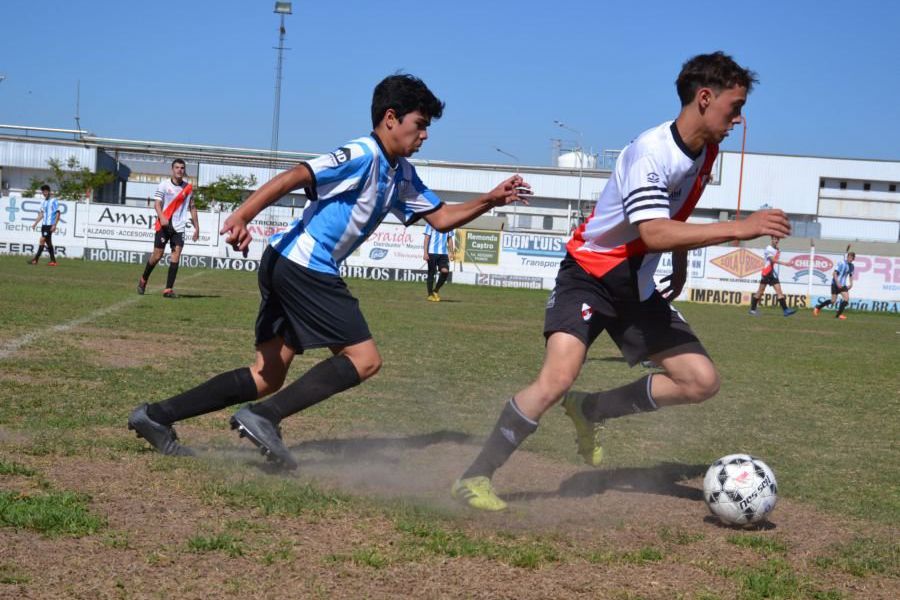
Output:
top-left (41, 189), bottom-right (51, 199)
top-left (394, 110), bottom-right (431, 157)
top-left (704, 85), bottom-right (747, 143)
top-left (171, 162), bottom-right (186, 180)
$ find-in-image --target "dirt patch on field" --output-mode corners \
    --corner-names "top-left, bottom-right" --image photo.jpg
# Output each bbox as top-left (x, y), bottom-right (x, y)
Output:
top-left (1, 429), bottom-right (897, 599)
top-left (69, 328), bottom-right (193, 368)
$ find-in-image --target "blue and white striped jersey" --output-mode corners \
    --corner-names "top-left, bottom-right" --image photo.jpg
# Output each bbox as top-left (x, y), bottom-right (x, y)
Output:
top-left (269, 134), bottom-right (442, 275)
top-left (834, 259), bottom-right (854, 286)
top-left (40, 198), bottom-right (60, 226)
top-left (424, 223), bottom-right (454, 255)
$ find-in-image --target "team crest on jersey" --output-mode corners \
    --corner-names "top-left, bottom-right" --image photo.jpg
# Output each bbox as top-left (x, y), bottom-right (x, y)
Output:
top-left (647, 172), bottom-right (660, 183)
top-left (581, 303), bottom-right (593, 321)
top-left (330, 147), bottom-right (351, 165)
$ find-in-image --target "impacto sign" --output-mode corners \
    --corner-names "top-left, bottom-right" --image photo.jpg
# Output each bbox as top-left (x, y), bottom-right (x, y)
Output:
top-left (459, 229), bottom-right (500, 264)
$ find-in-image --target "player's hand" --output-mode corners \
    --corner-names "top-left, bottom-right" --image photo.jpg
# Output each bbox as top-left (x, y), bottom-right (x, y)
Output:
top-left (220, 213), bottom-right (251, 256)
top-left (192, 229), bottom-right (200, 242)
top-left (487, 175), bottom-right (533, 207)
top-left (159, 217), bottom-right (169, 228)
top-left (51, 225), bottom-right (57, 233)
top-left (735, 209), bottom-right (791, 240)
top-left (659, 252), bottom-right (688, 300)
top-left (423, 252), bottom-right (429, 261)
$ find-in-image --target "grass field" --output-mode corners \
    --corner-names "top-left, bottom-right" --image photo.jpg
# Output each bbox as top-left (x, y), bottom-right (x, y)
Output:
top-left (0, 255), bottom-right (897, 599)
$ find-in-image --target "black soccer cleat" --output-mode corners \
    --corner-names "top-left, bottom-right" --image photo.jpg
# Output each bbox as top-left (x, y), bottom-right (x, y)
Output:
top-left (127, 404), bottom-right (195, 457)
top-left (230, 406), bottom-right (297, 470)
top-left (137, 277), bottom-right (147, 295)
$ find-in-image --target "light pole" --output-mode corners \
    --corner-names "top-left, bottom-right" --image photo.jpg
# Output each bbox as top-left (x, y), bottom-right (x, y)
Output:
top-left (495, 146), bottom-right (521, 229)
top-left (735, 115), bottom-right (747, 221)
top-left (554, 120), bottom-right (585, 229)
top-left (271, 2), bottom-right (292, 180)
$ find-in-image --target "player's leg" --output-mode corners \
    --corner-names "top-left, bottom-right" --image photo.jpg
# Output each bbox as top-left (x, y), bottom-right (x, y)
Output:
top-left (426, 256), bottom-right (436, 298)
top-left (749, 281), bottom-right (766, 314)
top-left (44, 229), bottom-right (57, 264)
top-left (163, 236), bottom-right (184, 297)
top-left (453, 332), bottom-right (586, 510)
top-left (772, 283), bottom-right (796, 316)
top-left (139, 234), bottom-right (166, 293)
top-left (835, 289), bottom-right (850, 319)
top-left (434, 255), bottom-right (450, 296)
top-left (32, 234), bottom-right (46, 264)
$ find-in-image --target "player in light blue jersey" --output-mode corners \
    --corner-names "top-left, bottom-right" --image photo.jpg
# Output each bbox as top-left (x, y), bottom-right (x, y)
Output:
top-left (129, 74), bottom-right (533, 465)
top-left (29, 185), bottom-right (61, 266)
top-left (814, 251), bottom-right (855, 319)
top-left (423, 222), bottom-right (455, 301)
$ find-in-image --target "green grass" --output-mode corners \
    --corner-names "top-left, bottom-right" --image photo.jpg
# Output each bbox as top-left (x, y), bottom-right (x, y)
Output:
top-left (187, 532), bottom-right (245, 557)
top-left (0, 490), bottom-right (106, 537)
top-left (0, 460), bottom-right (36, 477)
top-left (727, 534), bottom-right (788, 555)
top-left (726, 559), bottom-right (844, 600)
top-left (814, 537), bottom-right (900, 578)
top-left (0, 563), bottom-right (29, 585)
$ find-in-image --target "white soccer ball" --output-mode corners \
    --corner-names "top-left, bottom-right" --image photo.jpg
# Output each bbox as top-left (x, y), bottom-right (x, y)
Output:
top-left (703, 454), bottom-right (778, 526)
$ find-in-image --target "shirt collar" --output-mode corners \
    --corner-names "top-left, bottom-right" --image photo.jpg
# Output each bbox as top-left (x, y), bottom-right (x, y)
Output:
top-left (370, 132), bottom-right (398, 169)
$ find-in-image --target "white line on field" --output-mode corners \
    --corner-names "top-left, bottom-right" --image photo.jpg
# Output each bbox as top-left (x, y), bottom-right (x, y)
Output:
top-left (0, 272), bottom-right (206, 361)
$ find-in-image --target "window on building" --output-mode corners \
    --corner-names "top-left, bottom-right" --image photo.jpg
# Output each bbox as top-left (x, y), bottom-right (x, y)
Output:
top-left (839, 181), bottom-right (847, 189)
top-left (864, 182), bottom-right (871, 191)
top-left (819, 179), bottom-right (825, 188)
top-left (890, 184), bottom-right (897, 192)
top-left (543, 216), bottom-right (554, 230)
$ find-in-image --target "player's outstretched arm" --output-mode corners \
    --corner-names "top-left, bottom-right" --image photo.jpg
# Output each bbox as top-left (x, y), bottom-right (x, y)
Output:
top-left (220, 164), bottom-right (313, 254)
top-left (425, 175), bottom-right (531, 232)
top-left (637, 209), bottom-right (791, 252)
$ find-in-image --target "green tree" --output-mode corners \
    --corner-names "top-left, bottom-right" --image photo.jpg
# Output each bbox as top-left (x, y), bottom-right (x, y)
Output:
top-left (193, 173), bottom-right (258, 211)
top-left (23, 156), bottom-right (114, 200)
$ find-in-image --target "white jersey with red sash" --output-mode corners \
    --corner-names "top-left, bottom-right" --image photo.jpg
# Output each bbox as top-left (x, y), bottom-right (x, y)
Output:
top-left (566, 121), bottom-right (718, 301)
top-left (153, 179), bottom-right (194, 233)
top-left (762, 245), bottom-right (779, 277)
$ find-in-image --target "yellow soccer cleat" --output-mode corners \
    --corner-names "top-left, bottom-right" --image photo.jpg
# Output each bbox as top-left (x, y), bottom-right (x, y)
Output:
top-left (426, 293), bottom-right (440, 302)
top-left (562, 390), bottom-right (604, 467)
top-left (451, 476), bottom-right (507, 511)
top-left (432, 291), bottom-right (441, 302)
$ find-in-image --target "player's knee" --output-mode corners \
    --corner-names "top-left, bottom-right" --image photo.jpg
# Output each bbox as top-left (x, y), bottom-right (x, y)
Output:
top-left (537, 370), bottom-right (577, 403)
top-left (684, 367), bottom-right (720, 404)
top-left (252, 365), bottom-right (288, 396)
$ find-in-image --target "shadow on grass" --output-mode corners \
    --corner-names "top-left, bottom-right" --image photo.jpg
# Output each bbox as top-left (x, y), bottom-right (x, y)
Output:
top-left (168, 294), bottom-right (222, 299)
top-left (506, 462), bottom-right (707, 503)
top-left (290, 429), bottom-right (473, 457)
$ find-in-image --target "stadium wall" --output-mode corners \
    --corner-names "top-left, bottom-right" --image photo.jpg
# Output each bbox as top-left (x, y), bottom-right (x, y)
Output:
top-left (2, 197), bottom-right (898, 313)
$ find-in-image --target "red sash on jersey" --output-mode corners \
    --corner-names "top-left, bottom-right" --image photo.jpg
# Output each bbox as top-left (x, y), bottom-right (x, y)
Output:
top-left (566, 143), bottom-right (719, 279)
top-left (154, 183), bottom-right (193, 232)
top-left (761, 250), bottom-right (778, 276)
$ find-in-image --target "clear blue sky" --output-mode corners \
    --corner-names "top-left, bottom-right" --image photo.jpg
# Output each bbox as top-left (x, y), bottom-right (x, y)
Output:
top-left (2, 0), bottom-right (897, 166)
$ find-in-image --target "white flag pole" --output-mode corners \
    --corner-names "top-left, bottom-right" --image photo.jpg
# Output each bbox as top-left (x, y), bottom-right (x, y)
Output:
top-left (807, 238), bottom-right (815, 306)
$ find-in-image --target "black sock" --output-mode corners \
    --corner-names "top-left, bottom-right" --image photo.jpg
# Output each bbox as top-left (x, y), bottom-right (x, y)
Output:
top-left (816, 299), bottom-right (832, 310)
top-left (461, 398), bottom-right (538, 479)
top-left (148, 368), bottom-right (258, 425)
top-left (750, 295), bottom-right (759, 311)
top-left (250, 355), bottom-right (361, 424)
top-left (835, 300), bottom-right (848, 317)
top-left (35, 245), bottom-right (44, 260)
top-left (581, 375), bottom-right (658, 421)
top-left (426, 270), bottom-right (435, 295)
top-left (435, 271), bottom-right (448, 292)
top-left (166, 261), bottom-right (179, 289)
top-left (778, 296), bottom-right (788, 311)
top-left (142, 261), bottom-right (156, 281)
top-left (47, 242), bottom-right (56, 262)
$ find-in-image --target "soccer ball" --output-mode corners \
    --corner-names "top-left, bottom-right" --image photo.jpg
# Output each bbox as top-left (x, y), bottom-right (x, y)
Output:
top-left (703, 454), bottom-right (778, 526)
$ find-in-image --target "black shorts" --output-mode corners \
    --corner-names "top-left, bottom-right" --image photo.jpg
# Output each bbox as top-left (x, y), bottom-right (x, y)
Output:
top-left (40, 225), bottom-right (54, 240)
top-left (760, 273), bottom-right (779, 286)
top-left (543, 255), bottom-right (707, 366)
top-left (255, 246), bottom-right (372, 352)
top-left (831, 282), bottom-right (849, 294)
top-left (153, 224), bottom-right (184, 250)
top-left (427, 254), bottom-right (450, 271)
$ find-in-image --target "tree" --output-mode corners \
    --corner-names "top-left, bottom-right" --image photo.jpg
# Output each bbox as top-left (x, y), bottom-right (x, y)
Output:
top-left (192, 173), bottom-right (258, 211)
top-left (23, 156), bottom-right (115, 200)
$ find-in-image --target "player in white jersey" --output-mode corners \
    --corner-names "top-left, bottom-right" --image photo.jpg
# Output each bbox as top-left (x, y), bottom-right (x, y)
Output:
top-left (423, 223), bottom-right (455, 301)
top-left (136, 159), bottom-right (199, 298)
top-left (453, 52), bottom-right (792, 511)
top-left (814, 251), bottom-right (855, 319)
top-left (29, 185), bottom-right (61, 266)
top-left (748, 237), bottom-right (797, 316)
top-left (128, 74), bottom-right (532, 465)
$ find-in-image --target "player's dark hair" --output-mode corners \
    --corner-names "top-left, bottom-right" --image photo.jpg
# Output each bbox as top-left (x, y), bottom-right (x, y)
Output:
top-left (40, 184), bottom-right (51, 192)
top-left (847, 251), bottom-right (856, 259)
top-left (171, 158), bottom-right (186, 168)
top-left (371, 74), bottom-right (445, 128)
top-left (676, 51), bottom-right (759, 106)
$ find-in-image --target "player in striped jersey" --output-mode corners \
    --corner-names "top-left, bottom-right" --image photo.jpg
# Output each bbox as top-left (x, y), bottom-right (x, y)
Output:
top-left (813, 252), bottom-right (855, 319)
top-left (424, 222), bottom-right (455, 301)
top-left (453, 52), bottom-right (791, 511)
top-left (748, 237), bottom-right (797, 316)
top-left (136, 159), bottom-right (199, 298)
top-left (128, 74), bottom-right (532, 465)
top-left (29, 185), bottom-right (60, 266)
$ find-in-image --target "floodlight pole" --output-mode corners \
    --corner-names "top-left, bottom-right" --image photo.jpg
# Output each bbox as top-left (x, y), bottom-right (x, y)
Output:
top-left (735, 115), bottom-right (747, 220)
top-left (495, 146), bottom-right (521, 229)
top-left (555, 120), bottom-right (584, 227)
top-left (271, 2), bottom-right (292, 178)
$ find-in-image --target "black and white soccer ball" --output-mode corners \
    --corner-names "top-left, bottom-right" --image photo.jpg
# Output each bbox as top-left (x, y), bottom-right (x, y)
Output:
top-left (703, 454), bottom-right (778, 526)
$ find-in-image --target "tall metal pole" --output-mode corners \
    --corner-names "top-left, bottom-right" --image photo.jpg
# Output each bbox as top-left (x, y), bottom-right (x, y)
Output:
top-left (495, 147), bottom-right (521, 229)
top-left (555, 120), bottom-right (585, 226)
top-left (736, 115), bottom-right (747, 220)
top-left (271, 3), bottom-right (292, 179)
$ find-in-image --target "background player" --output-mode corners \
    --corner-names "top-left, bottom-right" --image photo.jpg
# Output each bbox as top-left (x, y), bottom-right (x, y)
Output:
top-left (748, 236), bottom-right (797, 316)
top-left (424, 222), bottom-right (455, 301)
top-left (29, 184), bottom-right (60, 266)
top-left (814, 251), bottom-right (855, 319)
top-left (451, 51), bottom-right (791, 511)
top-left (136, 159), bottom-right (199, 298)
top-left (127, 74), bottom-right (532, 466)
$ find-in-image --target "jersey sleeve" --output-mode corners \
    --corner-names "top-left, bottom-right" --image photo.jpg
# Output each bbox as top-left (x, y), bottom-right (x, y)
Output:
top-left (424, 223), bottom-right (435, 237)
top-left (153, 181), bottom-right (166, 201)
top-left (621, 155), bottom-right (670, 224)
top-left (301, 143), bottom-right (372, 202)
top-left (391, 162), bottom-right (442, 226)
